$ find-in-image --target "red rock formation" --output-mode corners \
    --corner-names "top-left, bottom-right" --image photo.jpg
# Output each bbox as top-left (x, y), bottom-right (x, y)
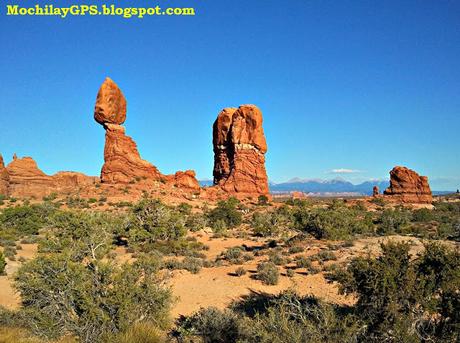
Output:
top-left (3, 155), bottom-right (98, 198)
top-left (172, 170), bottom-right (200, 190)
top-left (213, 105), bottom-right (269, 195)
top-left (94, 78), bottom-right (162, 184)
top-left (5, 156), bottom-right (55, 197)
top-left (372, 185), bottom-right (379, 197)
top-left (0, 154), bottom-right (10, 196)
top-left (94, 78), bottom-right (200, 190)
top-left (94, 77), bottom-right (127, 125)
top-left (383, 166), bottom-right (432, 203)
top-left (101, 123), bottom-right (162, 183)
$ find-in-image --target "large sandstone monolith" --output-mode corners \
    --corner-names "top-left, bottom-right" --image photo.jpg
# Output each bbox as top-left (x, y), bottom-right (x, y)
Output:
top-left (213, 104), bottom-right (269, 195)
top-left (94, 78), bottom-right (162, 183)
top-left (383, 166), bottom-right (432, 203)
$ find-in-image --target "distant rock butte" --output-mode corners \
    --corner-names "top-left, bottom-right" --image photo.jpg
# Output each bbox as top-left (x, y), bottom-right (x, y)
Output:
top-left (383, 166), bottom-right (432, 204)
top-left (213, 105), bottom-right (269, 196)
top-left (95, 78), bottom-right (199, 190)
top-left (372, 185), bottom-right (379, 197)
top-left (1, 155), bottom-right (97, 198)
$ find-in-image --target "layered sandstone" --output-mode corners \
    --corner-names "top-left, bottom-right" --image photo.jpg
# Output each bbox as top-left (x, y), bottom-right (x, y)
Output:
top-left (95, 77), bottom-right (199, 189)
top-left (0, 155), bottom-right (10, 196)
top-left (2, 155), bottom-right (98, 198)
top-left (94, 78), bottom-right (162, 184)
top-left (213, 105), bottom-right (269, 195)
top-left (383, 166), bottom-right (432, 203)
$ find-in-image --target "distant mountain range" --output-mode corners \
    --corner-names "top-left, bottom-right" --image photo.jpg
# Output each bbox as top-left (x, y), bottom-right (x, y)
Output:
top-left (199, 178), bottom-right (389, 195)
top-left (269, 178), bottom-right (390, 195)
top-left (199, 177), bottom-right (453, 196)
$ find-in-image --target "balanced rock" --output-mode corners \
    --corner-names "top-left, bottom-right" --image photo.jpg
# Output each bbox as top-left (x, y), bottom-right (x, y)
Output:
top-left (94, 77), bottom-right (127, 125)
top-left (383, 166), bottom-right (432, 203)
top-left (213, 105), bottom-right (269, 195)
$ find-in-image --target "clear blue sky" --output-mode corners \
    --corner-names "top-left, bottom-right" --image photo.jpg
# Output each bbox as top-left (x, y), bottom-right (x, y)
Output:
top-left (1, 0), bottom-right (459, 190)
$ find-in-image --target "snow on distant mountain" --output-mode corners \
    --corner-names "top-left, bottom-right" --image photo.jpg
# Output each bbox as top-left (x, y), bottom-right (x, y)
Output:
top-left (270, 179), bottom-right (390, 195)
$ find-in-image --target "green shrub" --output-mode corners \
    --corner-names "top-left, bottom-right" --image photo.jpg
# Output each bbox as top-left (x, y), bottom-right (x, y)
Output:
top-left (376, 208), bottom-right (411, 235)
top-left (177, 307), bottom-right (243, 343)
top-left (256, 262), bottom-right (279, 285)
top-left (293, 203), bottom-right (373, 239)
top-left (182, 257), bottom-right (203, 274)
top-left (207, 197), bottom-right (242, 230)
top-left (127, 199), bottom-right (186, 244)
top-left (0, 252), bottom-right (6, 274)
top-left (327, 241), bottom-right (460, 341)
top-left (14, 252), bottom-right (171, 343)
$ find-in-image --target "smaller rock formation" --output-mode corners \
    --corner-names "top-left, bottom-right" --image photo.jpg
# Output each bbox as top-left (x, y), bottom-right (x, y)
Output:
top-left (6, 156), bottom-right (55, 197)
top-left (0, 154), bottom-right (10, 196)
top-left (213, 105), bottom-right (269, 196)
top-left (383, 166), bottom-right (432, 203)
top-left (3, 155), bottom-right (98, 198)
top-left (372, 185), bottom-right (379, 197)
top-left (172, 170), bottom-right (200, 190)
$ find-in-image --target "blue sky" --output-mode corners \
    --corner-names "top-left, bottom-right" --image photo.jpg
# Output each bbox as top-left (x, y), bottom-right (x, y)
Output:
top-left (1, 0), bottom-right (459, 190)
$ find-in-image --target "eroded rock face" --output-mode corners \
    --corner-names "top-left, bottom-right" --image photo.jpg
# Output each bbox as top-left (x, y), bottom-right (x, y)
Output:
top-left (383, 166), bottom-right (432, 203)
top-left (213, 105), bottom-right (269, 195)
top-left (101, 124), bottom-right (161, 183)
top-left (0, 155), bottom-right (10, 196)
top-left (3, 155), bottom-right (98, 198)
top-left (94, 77), bottom-right (127, 125)
top-left (94, 78), bottom-right (199, 189)
top-left (173, 170), bottom-right (201, 190)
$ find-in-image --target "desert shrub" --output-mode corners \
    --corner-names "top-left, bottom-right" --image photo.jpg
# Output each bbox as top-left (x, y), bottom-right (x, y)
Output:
top-left (375, 208), bottom-right (411, 235)
top-left (66, 196), bottom-right (89, 209)
top-left (268, 251), bottom-right (288, 266)
top-left (256, 262), bottom-right (279, 285)
top-left (207, 197), bottom-right (242, 230)
top-left (251, 206), bottom-right (294, 237)
top-left (0, 251), bottom-right (6, 274)
top-left (221, 246), bottom-right (244, 264)
top-left (14, 252), bottom-right (171, 343)
top-left (293, 203), bottom-right (374, 239)
top-left (235, 267), bottom-right (246, 276)
top-left (42, 193), bottom-right (58, 202)
top-left (185, 212), bottom-right (207, 232)
top-left (179, 292), bottom-right (361, 343)
top-left (182, 257), bottom-right (203, 274)
top-left (126, 199), bottom-right (187, 245)
top-left (328, 241), bottom-right (460, 342)
top-left (286, 269), bottom-right (295, 277)
top-left (288, 245), bottom-right (303, 254)
top-left (311, 250), bottom-right (337, 262)
top-left (0, 203), bottom-right (56, 242)
top-left (257, 195), bottom-right (269, 206)
top-left (176, 307), bottom-right (244, 343)
top-left (39, 210), bottom-right (117, 261)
